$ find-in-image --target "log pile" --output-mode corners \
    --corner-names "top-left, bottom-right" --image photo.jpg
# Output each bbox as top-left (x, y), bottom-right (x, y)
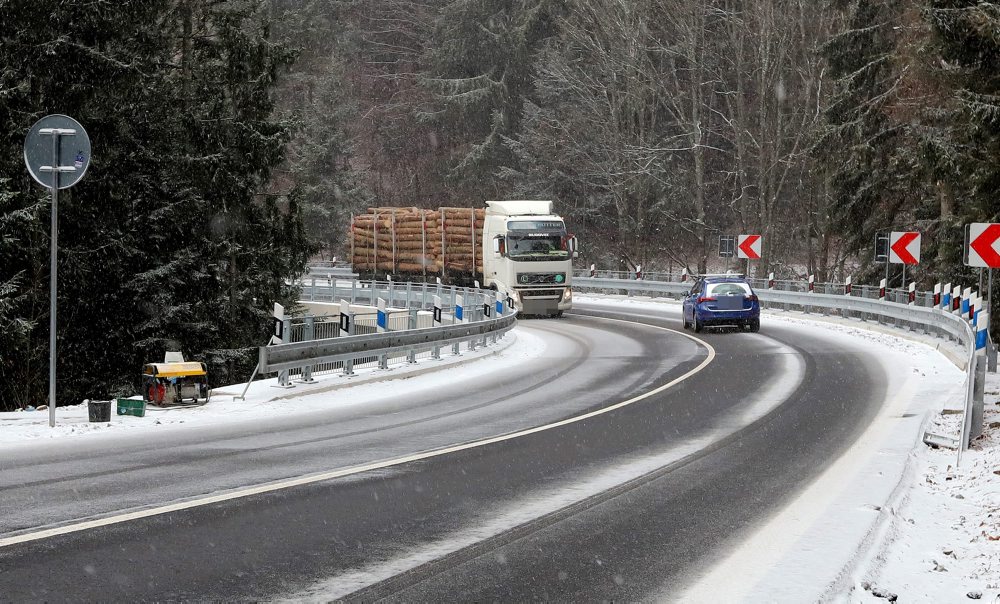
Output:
top-left (350, 207), bottom-right (486, 275)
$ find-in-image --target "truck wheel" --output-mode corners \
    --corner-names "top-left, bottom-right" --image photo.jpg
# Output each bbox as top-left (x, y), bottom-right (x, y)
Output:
top-left (551, 311), bottom-right (564, 318)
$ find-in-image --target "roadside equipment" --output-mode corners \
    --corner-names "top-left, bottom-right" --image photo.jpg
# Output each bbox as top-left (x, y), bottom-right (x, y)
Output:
top-left (117, 398), bottom-right (147, 417)
top-left (142, 361), bottom-right (210, 406)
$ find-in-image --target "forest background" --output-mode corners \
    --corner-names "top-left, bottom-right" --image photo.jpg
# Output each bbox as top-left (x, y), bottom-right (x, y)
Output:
top-left (1, 0), bottom-right (998, 409)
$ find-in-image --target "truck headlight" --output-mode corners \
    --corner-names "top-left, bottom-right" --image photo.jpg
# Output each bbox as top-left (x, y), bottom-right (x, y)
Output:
top-left (562, 287), bottom-right (572, 302)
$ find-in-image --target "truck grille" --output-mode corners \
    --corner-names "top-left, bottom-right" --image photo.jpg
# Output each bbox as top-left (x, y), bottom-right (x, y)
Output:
top-left (517, 273), bottom-right (566, 285)
top-left (519, 288), bottom-right (562, 299)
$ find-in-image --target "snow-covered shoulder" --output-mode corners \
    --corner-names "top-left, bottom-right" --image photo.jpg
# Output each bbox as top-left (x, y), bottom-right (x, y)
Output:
top-left (0, 327), bottom-right (544, 449)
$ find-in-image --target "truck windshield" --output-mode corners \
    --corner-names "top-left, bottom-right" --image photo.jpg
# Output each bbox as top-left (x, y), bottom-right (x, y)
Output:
top-left (507, 234), bottom-right (569, 261)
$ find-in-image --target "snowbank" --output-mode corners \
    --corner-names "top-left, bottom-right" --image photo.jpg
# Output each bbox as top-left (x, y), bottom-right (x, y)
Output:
top-left (845, 375), bottom-right (1000, 603)
top-left (0, 328), bottom-right (539, 448)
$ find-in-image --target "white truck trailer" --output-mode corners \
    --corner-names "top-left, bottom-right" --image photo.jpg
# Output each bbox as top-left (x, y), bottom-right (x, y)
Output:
top-left (349, 200), bottom-right (577, 316)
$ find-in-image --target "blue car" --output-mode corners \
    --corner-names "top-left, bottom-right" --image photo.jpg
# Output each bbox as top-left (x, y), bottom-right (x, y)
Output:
top-left (682, 276), bottom-right (761, 333)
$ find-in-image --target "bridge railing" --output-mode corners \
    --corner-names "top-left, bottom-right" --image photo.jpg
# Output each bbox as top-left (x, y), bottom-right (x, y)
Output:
top-left (256, 279), bottom-right (516, 385)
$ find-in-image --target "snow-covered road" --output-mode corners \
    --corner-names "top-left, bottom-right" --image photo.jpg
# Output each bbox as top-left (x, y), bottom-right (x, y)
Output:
top-left (0, 298), bottom-right (988, 601)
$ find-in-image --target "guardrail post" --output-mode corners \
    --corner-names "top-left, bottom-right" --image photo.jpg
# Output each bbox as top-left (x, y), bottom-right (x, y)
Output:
top-left (310, 277), bottom-right (316, 301)
top-left (481, 295), bottom-right (490, 348)
top-left (276, 318), bottom-right (293, 388)
top-left (468, 299), bottom-right (478, 351)
top-left (452, 298), bottom-right (461, 356)
top-left (405, 282), bottom-right (412, 309)
top-left (407, 309), bottom-right (418, 363)
top-left (493, 292), bottom-right (504, 344)
top-left (300, 316), bottom-right (316, 383)
top-left (896, 291), bottom-right (905, 330)
top-left (343, 312), bottom-right (355, 376)
top-left (972, 355), bottom-right (986, 441)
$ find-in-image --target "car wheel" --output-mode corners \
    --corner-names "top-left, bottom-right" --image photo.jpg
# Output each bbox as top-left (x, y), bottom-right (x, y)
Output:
top-left (749, 318), bottom-right (760, 333)
top-left (693, 316), bottom-right (703, 333)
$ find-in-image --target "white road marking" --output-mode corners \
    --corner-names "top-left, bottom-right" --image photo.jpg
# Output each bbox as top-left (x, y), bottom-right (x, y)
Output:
top-left (285, 331), bottom-right (804, 602)
top-left (0, 316), bottom-right (715, 549)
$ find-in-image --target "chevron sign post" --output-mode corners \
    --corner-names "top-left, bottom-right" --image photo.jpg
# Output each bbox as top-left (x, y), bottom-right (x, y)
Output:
top-left (737, 234), bottom-right (762, 260)
top-left (965, 223), bottom-right (1000, 268)
top-left (889, 231), bottom-right (921, 265)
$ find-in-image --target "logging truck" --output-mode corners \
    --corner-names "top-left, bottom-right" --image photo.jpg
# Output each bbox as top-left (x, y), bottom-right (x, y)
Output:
top-left (350, 200), bottom-right (577, 316)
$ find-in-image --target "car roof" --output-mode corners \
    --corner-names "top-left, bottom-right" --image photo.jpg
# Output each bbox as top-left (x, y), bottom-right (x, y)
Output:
top-left (701, 276), bottom-right (750, 283)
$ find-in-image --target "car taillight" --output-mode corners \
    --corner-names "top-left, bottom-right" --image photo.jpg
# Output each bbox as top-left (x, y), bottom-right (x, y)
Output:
top-left (746, 294), bottom-right (758, 302)
top-left (697, 296), bottom-right (716, 303)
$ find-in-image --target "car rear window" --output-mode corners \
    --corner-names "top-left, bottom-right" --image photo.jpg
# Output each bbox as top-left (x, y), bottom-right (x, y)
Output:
top-left (707, 282), bottom-right (751, 296)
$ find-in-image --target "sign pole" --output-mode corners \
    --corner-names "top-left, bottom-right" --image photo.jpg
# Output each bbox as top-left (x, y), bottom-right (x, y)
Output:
top-left (989, 269), bottom-right (994, 318)
top-left (47, 133), bottom-right (60, 428)
top-left (25, 115), bottom-right (92, 428)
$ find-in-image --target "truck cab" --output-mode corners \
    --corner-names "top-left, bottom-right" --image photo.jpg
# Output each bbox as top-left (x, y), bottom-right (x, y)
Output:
top-left (483, 200), bottom-right (577, 316)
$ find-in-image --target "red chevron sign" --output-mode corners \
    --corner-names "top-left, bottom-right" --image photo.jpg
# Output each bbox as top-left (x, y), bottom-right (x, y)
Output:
top-left (889, 231), bottom-right (920, 265)
top-left (737, 234), bottom-right (761, 260)
top-left (966, 223), bottom-right (1000, 268)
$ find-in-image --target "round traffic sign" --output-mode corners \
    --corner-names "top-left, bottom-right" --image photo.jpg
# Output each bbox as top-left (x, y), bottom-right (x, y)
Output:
top-left (23, 114), bottom-right (92, 190)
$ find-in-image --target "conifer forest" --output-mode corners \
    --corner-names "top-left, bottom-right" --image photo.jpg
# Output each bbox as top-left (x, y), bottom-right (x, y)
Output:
top-left (2, 0), bottom-right (1000, 409)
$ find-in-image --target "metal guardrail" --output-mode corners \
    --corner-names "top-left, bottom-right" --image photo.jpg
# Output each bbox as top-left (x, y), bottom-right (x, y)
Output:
top-left (573, 276), bottom-right (987, 454)
top-left (261, 313), bottom-right (516, 374)
top-left (296, 277), bottom-right (483, 310)
top-left (306, 265), bottom-right (359, 280)
top-left (258, 279), bottom-right (516, 380)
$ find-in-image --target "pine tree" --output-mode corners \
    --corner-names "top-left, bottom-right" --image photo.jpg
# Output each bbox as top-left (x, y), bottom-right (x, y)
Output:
top-left (421, 0), bottom-right (562, 198)
top-left (818, 0), bottom-right (915, 280)
top-left (0, 1), bottom-right (311, 410)
top-left (925, 1), bottom-right (1000, 224)
top-left (270, 0), bottom-right (370, 258)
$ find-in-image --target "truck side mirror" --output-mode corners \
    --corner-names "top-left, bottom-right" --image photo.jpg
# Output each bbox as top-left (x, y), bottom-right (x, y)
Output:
top-left (569, 236), bottom-right (579, 258)
top-left (494, 235), bottom-right (506, 257)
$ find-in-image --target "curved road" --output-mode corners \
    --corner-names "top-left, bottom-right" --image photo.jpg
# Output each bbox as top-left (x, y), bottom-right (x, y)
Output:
top-left (0, 301), bottom-right (885, 601)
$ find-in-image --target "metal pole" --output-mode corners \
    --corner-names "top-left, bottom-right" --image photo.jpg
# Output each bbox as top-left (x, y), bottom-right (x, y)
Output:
top-left (989, 269), bottom-right (994, 319)
top-left (901, 264), bottom-right (906, 290)
top-left (48, 133), bottom-right (60, 428)
top-left (989, 269), bottom-right (998, 373)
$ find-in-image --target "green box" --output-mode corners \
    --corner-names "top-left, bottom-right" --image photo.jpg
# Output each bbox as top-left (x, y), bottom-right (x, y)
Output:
top-left (117, 398), bottom-right (147, 417)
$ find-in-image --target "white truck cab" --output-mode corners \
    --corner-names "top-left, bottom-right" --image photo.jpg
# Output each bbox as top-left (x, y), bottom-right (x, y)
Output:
top-left (482, 200), bottom-right (577, 317)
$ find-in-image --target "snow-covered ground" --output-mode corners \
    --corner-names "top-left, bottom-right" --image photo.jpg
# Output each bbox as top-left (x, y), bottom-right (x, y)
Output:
top-left (846, 373), bottom-right (1000, 603)
top-left (577, 294), bottom-right (999, 602)
top-left (0, 328), bottom-right (538, 447)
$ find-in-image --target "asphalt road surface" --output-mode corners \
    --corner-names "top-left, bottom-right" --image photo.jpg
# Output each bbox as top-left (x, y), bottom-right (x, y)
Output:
top-left (0, 301), bottom-right (884, 601)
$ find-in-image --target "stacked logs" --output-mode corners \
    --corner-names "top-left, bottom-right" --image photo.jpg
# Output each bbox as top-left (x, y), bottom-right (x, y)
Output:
top-left (438, 207), bottom-right (485, 274)
top-left (350, 207), bottom-right (485, 275)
